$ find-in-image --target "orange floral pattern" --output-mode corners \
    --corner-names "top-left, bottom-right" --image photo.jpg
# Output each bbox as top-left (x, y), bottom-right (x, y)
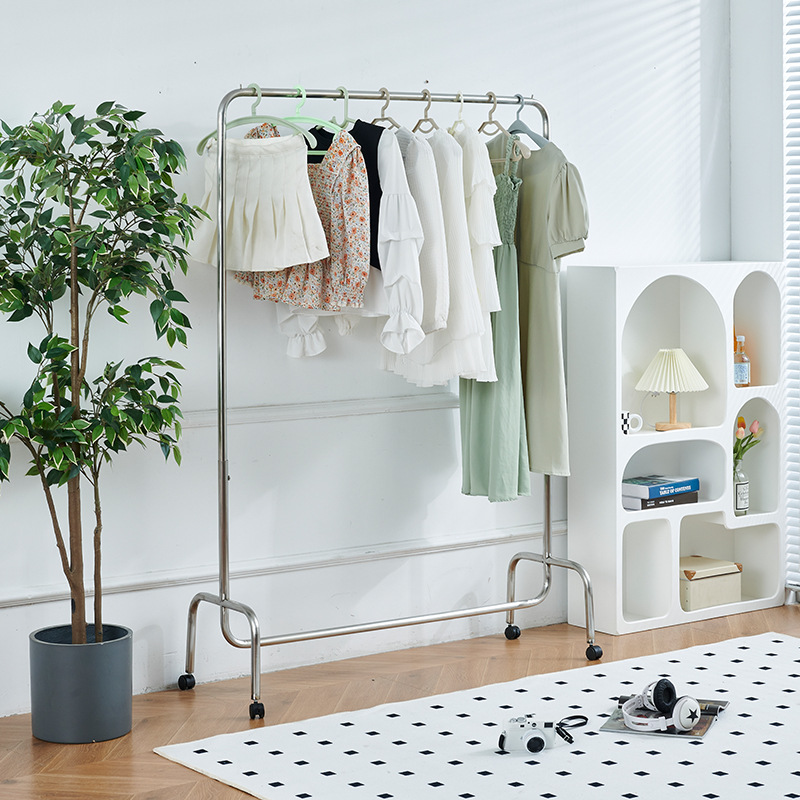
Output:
top-left (235, 129), bottom-right (370, 311)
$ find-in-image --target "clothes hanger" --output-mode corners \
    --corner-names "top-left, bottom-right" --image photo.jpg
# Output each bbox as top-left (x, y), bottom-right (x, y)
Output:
top-left (477, 92), bottom-right (510, 138)
top-left (447, 92), bottom-right (467, 135)
top-left (330, 86), bottom-right (356, 129)
top-left (282, 85), bottom-right (342, 135)
top-left (195, 83), bottom-right (318, 155)
top-left (412, 89), bottom-right (439, 134)
top-left (371, 88), bottom-right (400, 129)
top-left (507, 93), bottom-right (549, 148)
top-left (480, 91), bottom-right (530, 163)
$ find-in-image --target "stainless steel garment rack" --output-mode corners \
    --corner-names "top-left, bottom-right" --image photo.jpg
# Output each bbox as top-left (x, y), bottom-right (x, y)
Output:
top-left (178, 87), bottom-right (602, 719)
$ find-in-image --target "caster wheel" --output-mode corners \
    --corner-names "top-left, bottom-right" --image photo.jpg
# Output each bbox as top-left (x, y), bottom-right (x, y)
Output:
top-left (504, 624), bottom-right (521, 640)
top-left (178, 673), bottom-right (196, 691)
top-left (249, 701), bottom-right (265, 720)
top-left (585, 644), bottom-right (603, 661)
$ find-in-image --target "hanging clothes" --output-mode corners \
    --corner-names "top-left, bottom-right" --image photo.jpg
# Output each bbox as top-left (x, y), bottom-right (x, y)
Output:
top-left (272, 125), bottom-right (425, 357)
top-left (395, 128), bottom-right (449, 334)
top-left (487, 135), bottom-right (588, 477)
top-left (382, 128), bottom-right (488, 387)
top-left (191, 134), bottom-right (329, 271)
top-left (238, 129), bottom-right (371, 312)
top-left (309, 121), bottom-right (384, 269)
top-left (453, 124), bottom-right (502, 383)
top-left (460, 136), bottom-right (531, 502)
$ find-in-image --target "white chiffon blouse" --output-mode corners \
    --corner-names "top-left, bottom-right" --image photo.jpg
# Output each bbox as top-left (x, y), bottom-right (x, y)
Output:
top-left (395, 127), bottom-right (449, 334)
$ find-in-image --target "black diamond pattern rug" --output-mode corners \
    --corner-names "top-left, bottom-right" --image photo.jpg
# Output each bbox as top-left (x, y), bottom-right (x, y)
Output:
top-left (155, 632), bottom-right (800, 799)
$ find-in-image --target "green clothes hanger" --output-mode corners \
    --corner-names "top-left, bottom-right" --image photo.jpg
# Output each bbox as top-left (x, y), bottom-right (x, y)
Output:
top-left (196, 84), bottom-right (319, 155)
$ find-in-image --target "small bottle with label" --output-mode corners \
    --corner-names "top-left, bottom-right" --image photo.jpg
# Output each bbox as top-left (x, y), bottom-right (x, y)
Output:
top-left (733, 335), bottom-right (750, 387)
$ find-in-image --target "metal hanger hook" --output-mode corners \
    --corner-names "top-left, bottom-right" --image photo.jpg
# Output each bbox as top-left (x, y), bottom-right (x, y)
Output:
top-left (456, 91), bottom-right (464, 121)
top-left (248, 83), bottom-right (262, 116)
top-left (293, 85), bottom-right (307, 116)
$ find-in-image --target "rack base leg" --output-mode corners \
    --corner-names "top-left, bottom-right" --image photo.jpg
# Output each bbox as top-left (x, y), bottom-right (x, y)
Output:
top-left (179, 590), bottom-right (265, 716)
top-left (505, 550), bottom-right (602, 661)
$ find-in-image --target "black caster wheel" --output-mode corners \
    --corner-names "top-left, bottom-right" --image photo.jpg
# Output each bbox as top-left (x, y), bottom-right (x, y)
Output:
top-left (249, 701), bottom-right (265, 720)
top-left (504, 624), bottom-right (521, 640)
top-left (178, 673), bottom-right (196, 691)
top-left (585, 644), bottom-right (603, 661)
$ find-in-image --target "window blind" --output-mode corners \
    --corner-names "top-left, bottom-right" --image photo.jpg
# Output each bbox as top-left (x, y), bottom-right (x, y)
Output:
top-left (784, 2), bottom-right (800, 588)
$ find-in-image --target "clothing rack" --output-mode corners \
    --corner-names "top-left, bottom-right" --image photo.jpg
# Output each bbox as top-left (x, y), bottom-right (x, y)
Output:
top-left (178, 87), bottom-right (601, 719)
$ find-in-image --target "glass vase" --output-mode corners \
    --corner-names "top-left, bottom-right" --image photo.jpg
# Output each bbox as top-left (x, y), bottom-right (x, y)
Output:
top-left (734, 458), bottom-right (749, 516)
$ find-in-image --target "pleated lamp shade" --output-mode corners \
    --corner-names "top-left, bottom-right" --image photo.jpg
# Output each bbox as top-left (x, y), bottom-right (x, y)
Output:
top-left (635, 348), bottom-right (708, 430)
top-left (635, 348), bottom-right (709, 394)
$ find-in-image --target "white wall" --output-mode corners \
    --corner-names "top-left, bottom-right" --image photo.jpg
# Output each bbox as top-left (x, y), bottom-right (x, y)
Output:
top-left (0, 0), bottom-right (756, 718)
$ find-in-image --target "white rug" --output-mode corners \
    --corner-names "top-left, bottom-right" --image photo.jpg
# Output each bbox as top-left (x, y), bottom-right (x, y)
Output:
top-left (156, 633), bottom-right (800, 799)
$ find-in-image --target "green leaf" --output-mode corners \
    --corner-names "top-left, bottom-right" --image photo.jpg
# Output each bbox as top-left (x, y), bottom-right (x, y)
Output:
top-left (26, 343), bottom-right (42, 364)
top-left (96, 101), bottom-right (115, 116)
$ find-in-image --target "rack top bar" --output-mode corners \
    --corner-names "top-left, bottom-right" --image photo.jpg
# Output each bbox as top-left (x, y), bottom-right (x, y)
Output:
top-left (217, 86), bottom-right (549, 136)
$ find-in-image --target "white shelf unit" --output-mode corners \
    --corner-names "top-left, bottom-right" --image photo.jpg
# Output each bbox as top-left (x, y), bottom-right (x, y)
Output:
top-left (566, 263), bottom-right (785, 635)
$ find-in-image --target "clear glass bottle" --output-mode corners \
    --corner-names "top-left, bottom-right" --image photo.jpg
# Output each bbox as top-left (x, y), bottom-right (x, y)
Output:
top-left (733, 335), bottom-right (750, 387)
top-left (734, 459), bottom-right (749, 516)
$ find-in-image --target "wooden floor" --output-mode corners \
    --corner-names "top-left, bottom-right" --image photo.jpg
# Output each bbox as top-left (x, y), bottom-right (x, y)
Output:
top-left (1, 607), bottom-right (799, 799)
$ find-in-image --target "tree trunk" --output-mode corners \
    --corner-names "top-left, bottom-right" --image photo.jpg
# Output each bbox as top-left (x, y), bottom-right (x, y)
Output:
top-left (68, 477), bottom-right (86, 644)
top-left (93, 473), bottom-right (103, 643)
top-left (68, 205), bottom-right (86, 645)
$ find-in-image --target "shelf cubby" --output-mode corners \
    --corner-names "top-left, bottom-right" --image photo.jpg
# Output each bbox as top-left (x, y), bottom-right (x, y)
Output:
top-left (621, 275), bottom-right (726, 430)
top-left (622, 518), bottom-right (672, 623)
top-left (732, 396), bottom-right (780, 515)
top-left (622, 440), bottom-right (725, 507)
top-left (733, 271), bottom-right (781, 387)
top-left (680, 514), bottom-right (782, 605)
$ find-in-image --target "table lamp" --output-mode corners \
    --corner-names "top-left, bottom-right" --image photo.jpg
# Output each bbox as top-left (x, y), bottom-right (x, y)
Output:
top-left (635, 348), bottom-right (708, 430)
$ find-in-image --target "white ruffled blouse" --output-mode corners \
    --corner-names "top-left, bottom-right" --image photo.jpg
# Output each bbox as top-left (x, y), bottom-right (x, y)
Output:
top-left (395, 128), bottom-right (449, 335)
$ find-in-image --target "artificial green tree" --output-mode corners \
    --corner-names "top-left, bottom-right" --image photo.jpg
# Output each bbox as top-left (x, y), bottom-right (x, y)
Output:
top-left (0, 101), bottom-right (202, 643)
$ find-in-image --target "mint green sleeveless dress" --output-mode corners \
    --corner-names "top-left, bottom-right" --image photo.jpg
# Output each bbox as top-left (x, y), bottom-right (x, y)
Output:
top-left (459, 137), bottom-right (531, 501)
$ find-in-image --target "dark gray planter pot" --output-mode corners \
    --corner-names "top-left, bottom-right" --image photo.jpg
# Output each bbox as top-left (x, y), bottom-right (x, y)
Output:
top-left (29, 624), bottom-right (132, 743)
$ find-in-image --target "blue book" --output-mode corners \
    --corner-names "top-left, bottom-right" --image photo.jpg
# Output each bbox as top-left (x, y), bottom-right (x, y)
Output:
top-left (622, 475), bottom-right (700, 499)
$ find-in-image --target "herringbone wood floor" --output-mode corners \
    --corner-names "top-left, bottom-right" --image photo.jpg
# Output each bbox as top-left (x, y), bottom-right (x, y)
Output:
top-left (2, 608), bottom-right (799, 799)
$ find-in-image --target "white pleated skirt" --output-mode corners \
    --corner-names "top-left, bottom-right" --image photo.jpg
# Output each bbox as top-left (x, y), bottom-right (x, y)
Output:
top-left (190, 135), bottom-right (329, 272)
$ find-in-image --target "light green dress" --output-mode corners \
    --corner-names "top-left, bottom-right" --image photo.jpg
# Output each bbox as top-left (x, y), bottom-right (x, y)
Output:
top-left (459, 137), bottom-right (531, 502)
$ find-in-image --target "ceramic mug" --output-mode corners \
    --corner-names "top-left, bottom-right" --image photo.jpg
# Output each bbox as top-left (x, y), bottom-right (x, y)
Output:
top-left (621, 411), bottom-right (643, 434)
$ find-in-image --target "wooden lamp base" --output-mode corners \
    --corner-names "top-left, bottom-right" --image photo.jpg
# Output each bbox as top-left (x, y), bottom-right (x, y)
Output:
top-left (656, 420), bottom-right (692, 431)
top-left (655, 392), bottom-right (691, 431)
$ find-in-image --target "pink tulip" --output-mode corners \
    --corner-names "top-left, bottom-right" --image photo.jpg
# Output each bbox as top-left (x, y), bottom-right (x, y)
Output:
top-left (750, 420), bottom-right (760, 435)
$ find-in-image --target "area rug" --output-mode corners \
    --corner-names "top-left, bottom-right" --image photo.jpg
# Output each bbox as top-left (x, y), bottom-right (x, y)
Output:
top-left (155, 633), bottom-right (800, 799)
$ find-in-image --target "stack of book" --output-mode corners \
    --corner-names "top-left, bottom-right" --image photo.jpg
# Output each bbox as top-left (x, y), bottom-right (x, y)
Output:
top-left (621, 475), bottom-right (700, 511)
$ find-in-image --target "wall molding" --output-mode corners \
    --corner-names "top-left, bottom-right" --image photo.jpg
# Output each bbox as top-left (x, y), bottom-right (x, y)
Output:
top-left (181, 391), bottom-right (460, 429)
top-left (0, 520), bottom-right (565, 609)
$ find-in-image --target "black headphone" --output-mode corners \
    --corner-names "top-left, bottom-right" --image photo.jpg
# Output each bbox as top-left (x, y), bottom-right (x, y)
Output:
top-left (621, 679), bottom-right (701, 732)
